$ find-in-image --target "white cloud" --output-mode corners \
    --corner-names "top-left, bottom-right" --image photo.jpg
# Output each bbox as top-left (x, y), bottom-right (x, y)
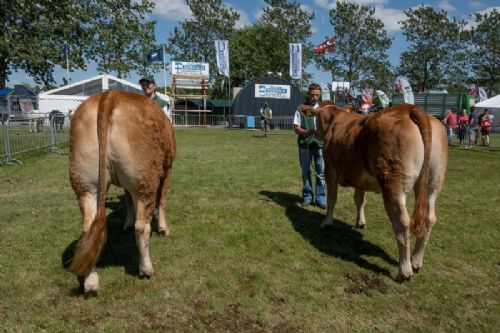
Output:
top-left (468, 1), bottom-right (486, 9)
top-left (373, 6), bottom-right (406, 34)
top-left (314, 0), bottom-right (389, 10)
top-left (314, 0), bottom-right (335, 10)
top-left (234, 9), bottom-right (251, 29)
top-left (464, 6), bottom-right (500, 29)
top-left (438, 0), bottom-right (456, 12)
top-left (153, 0), bottom-right (192, 22)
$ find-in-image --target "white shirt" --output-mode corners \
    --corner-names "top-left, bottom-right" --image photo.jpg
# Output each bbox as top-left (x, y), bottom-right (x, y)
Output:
top-left (293, 103), bottom-right (318, 127)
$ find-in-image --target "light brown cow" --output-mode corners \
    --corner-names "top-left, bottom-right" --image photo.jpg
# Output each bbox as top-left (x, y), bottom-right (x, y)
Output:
top-left (314, 103), bottom-right (447, 281)
top-left (68, 89), bottom-right (176, 296)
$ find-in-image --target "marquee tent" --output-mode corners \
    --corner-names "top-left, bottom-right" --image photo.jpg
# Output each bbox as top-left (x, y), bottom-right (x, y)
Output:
top-left (474, 95), bottom-right (500, 132)
top-left (38, 74), bottom-right (170, 114)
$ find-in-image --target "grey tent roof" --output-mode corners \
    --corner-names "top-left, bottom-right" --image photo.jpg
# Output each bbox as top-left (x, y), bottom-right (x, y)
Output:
top-left (232, 76), bottom-right (305, 117)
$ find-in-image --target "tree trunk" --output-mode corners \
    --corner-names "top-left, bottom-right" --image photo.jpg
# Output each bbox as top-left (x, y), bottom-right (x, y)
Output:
top-left (0, 58), bottom-right (6, 89)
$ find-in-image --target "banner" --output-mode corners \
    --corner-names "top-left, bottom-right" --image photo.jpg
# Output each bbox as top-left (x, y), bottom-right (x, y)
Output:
top-left (289, 43), bottom-right (302, 79)
top-left (255, 84), bottom-right (290, 99)
top-left (394, 76), bottom-right (414, 105)
top-left (147, 47), bottom-right (164, 63)
top-left (171, 61), bottom-right (209, 76)
top-left (215, 40), bottom-right (230, 77)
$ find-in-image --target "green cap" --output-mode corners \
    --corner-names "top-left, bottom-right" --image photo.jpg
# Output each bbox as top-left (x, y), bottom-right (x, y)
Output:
top-left (139, 76), bottom-right (155, 84)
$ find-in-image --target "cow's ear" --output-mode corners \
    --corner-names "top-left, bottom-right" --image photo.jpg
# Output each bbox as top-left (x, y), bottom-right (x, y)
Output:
top-left (315, 106), bottom-right (331, 131)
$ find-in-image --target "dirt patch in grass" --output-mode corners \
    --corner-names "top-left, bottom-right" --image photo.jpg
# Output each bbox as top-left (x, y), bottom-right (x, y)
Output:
top-left (344, 273), bottom-right (389, 294)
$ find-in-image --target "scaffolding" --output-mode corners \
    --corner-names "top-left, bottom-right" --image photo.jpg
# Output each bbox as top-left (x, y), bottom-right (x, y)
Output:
top-left (171, 74), bottom-right (212, 126)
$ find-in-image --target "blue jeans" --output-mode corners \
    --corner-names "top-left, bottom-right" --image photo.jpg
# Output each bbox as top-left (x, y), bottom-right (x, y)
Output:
top-left (299, 145), bottom-right (326, 206)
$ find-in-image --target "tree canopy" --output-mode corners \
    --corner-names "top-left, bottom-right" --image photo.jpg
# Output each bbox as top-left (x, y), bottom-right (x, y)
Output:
top-left (398, 5), bottom-right (466, 91)
top-left (315, 1), bottom-right (393, 91)
top-left (0, 0), bottom-right (156, 89)
top-left (469, 9), bottom-right (499, 95)
top-left (229, 0), bottom-right (314, 88)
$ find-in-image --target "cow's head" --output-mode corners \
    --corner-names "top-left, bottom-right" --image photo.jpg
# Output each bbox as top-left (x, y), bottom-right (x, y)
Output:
top-left (314, 101), bottom-right (348, 141)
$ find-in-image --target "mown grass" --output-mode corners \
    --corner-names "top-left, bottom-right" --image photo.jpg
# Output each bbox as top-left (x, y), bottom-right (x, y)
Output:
top-left (0, 128), bottom-right (498, 332)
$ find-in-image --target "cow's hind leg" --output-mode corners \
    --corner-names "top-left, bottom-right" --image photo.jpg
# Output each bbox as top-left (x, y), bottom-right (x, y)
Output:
top-left (77, 191), bottom-right (101, 295)
top-left (156, 166), bottom-right (173, 236)
top-left (411, 188), bottom-right (438, 272)
top-left (354, 189), bottom-right (367, 229)
top-left (383, 193), bottom-right (413, 281)
top-left (134, 198), bottom-right (155, 277)
top-left (123, 190), bottom-right (135, 230)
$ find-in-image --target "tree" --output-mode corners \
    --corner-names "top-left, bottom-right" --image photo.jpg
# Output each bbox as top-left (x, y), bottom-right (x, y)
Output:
top-left (469, 9), bottom-right (499, 96)
top-left (166, 0), bottom-right (239, 90)
top-left (0, 0), bottom-right (156, 89)
top-left (230, 0), bottom-right (316, 88)
top-left (230, 24), bottom-right (286, 87)
top-left (86, 1), bottom-right (156, 79)
top-left (315, 1), bottom-right (393, 92)
top-left (398, 5), bottom-right (466, 91)
top-left (258, 0), bottom-right (315, 86)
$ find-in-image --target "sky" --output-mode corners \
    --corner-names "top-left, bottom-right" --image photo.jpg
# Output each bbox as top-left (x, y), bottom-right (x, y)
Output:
top-left (9, 0), bottom-right (499, 89)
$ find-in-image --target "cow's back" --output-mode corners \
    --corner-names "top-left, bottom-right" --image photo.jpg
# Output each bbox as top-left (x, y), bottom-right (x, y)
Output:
top-left (69, 90), bottom-right (172, 196)
top-left (325, 106), bottom-right (431, 192)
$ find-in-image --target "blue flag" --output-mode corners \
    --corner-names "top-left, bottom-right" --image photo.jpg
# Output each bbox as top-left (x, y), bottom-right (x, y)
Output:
top-left (60, 43), bottom-right (67, 60)
top-left (147, 47), bottom-right (164, 63)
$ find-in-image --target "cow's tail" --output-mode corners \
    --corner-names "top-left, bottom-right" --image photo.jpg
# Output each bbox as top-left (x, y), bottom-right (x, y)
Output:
top-left (409, 106), bottom-right (432, 238)
top-left (69, 91), bottom-right (116, 276)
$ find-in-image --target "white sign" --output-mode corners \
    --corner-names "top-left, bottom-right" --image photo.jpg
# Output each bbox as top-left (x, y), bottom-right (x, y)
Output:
top-left (289, 43), bottom-right (302, 79)
top-left (171, 61), bottom-right (209, 76)
top-left (215, 40), bottom-right (230, 77)
top-left (255, 84), bottom-right (290, 99)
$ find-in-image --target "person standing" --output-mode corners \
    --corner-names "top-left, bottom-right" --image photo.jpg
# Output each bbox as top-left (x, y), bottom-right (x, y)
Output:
top-left (479, 109), bottom-right (492, 146)
top-left (468, 107), bottom-right (478, 147)
top-left (293, 83), bottom-right (326, 208)
top-left (457, 109), bottom-right (469, 148)
top-left (443, 107), bottom-right (457, 145)
top-left (259, 102), bottom-right (272, 138)
top-left (139, 76), bottom-right (171, 120)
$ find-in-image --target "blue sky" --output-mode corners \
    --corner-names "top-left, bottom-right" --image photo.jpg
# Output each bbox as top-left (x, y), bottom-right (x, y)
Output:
top-left (9, 0), bottom-right (499, 89)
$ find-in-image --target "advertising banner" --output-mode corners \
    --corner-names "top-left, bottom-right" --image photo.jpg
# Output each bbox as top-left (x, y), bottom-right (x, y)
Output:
top-left (289, 43), bottom-right (302, 79)
top-left (171, 61), bottom-right (209, 76)
top-left (255, 84), bottom-right (291, 99)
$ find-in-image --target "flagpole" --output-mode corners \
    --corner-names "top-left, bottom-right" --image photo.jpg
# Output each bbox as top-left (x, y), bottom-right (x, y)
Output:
top-left (162, 45), bottom-right (167, 95)
top-left (65, 42), bottom-right (70, 82)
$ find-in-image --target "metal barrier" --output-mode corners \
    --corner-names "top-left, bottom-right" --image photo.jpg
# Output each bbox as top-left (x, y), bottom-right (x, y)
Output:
top-left (171, 114), bottom-right (296, 133)
top-left (0, 114), bottom-right (70, 165)
top-left (225, 115), bottom-right (295, 132)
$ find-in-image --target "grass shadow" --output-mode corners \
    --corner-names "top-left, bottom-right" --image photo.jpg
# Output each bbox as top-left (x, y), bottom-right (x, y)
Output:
top-left (61, 194), bottom-right (144, 278)
top-left (260, 190), bottom-right (398, 278)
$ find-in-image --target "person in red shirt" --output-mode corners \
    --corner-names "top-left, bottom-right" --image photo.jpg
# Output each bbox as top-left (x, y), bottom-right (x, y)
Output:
top-left (480, 109), bottom-right (492, 146)
top-left (457, 109), bottom-right (469, 148)
top-left (443, 107), bottom-right (457, 145)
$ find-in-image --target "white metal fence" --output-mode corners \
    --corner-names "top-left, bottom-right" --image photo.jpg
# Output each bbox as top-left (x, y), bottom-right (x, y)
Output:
top-left (1, 114), bottom-right (70, 165)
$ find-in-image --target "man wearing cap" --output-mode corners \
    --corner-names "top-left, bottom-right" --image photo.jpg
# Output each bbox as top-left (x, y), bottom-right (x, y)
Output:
top-left (442, 106), bottom-right (457, 145)
top-left (139, 76), bottom-right (171, 120)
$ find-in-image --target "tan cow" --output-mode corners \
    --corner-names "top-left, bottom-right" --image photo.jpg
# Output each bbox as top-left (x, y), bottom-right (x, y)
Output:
top-left (314, 102), bottom-right (447, 281)
top-left (68, 89), bottom-right (176, 296)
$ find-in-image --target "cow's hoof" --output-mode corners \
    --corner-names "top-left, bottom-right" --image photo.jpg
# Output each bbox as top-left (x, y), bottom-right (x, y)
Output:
top-left (139, 266), bottom-right (154, 278)
top-left (84, 288), bottom-right (99, 298)
top-left (158, 229), bottom-right (170, 237)
top-left (396, 272), bottom-right (413, 282)
top-left (355, 223), bottom-right (367, 229)
top-left (320, 221), bottom-right (333, 229)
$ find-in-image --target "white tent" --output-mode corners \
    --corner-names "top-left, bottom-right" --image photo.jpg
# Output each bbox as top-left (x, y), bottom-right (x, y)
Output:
top-left (474, 94), bottom-right (500, 132)
top-left (37, 74), bottom-right (170, 114)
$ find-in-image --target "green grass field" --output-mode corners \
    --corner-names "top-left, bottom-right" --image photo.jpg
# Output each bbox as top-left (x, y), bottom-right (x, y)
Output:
top-left (0, 128), bottom-right (498, 332)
